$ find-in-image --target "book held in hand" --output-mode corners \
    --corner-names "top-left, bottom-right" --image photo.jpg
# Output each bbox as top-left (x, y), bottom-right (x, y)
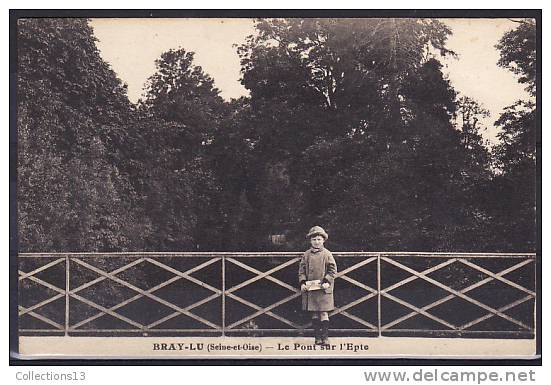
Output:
top-left (305, 279), bottom-right (322, 291)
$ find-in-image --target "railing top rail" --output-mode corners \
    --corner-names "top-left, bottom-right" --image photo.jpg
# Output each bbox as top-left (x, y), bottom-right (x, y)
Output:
top-left (18, 251), bottom-right (536, 258)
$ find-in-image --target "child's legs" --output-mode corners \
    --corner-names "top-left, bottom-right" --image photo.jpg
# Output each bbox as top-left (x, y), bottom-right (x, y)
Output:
top-left (311, 311), bottom-right (329, 321)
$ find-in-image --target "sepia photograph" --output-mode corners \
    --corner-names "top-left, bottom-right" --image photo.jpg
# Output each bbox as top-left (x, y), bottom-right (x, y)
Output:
top-left (12, 11), bottom-right (540, 360)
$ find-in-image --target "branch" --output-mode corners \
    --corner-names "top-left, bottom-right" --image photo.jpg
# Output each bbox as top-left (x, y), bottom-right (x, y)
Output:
top-left (507, 18), bottom-right (533, 25)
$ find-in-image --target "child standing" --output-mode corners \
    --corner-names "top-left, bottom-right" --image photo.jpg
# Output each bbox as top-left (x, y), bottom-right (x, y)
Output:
top-left (298, 226), bottom-right (337, 345)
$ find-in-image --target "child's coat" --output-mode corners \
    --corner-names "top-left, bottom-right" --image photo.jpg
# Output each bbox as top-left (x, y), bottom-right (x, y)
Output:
top-left (298, 247), bottom-right (337, 311)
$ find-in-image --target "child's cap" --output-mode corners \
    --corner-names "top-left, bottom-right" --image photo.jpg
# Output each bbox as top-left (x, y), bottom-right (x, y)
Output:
top-left (306, 226), bottom-right (328, 240)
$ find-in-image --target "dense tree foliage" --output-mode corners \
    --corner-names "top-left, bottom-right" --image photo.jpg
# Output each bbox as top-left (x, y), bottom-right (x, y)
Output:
top-left (487, 19), bottom-right (537, 251)
top-left (17, 18), bottom-right (140, 251)
top-left (17, 18), bottom-right (537, 253)
top-left (139, 48), bottom-right (227, 146)
top-left (134, 48), bottom-right (228, 250)
top-left (495, 19), bottom-right (536, 97)
top-left (234, 19), bottom-right (494, 251)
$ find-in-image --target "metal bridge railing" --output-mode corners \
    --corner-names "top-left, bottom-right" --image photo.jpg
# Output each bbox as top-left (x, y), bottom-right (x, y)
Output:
top-left (18, 252), bottom-right (536, 338)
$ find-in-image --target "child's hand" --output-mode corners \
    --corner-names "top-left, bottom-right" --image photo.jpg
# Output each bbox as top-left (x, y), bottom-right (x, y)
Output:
top-left (321, 282), bottom-right (330, 289)
top-left (301, 284), bottom-right (307, 292)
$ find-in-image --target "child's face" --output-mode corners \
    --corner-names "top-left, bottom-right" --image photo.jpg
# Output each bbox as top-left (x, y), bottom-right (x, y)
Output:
top-left (310, 235), bottom-right (325, 249)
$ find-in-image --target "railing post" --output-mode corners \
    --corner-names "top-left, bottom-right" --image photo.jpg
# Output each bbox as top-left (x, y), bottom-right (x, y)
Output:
top-left (221, 255), bottom-right (225, 337)
top-left (377, 252), bottom-right (382, 337)
top-left (65, 255), bottom-right (70, 336)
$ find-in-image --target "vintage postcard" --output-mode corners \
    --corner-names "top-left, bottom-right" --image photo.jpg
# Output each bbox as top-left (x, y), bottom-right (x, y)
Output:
top-left (13, 13), bottom-right (539, 360)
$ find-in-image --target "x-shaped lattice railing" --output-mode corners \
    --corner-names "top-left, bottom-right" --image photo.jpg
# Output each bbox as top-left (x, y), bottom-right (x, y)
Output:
top-left (225, 255), bottom-right (379, 331)
top-left (19, 255), bottom-right (223, 333)
top-left (224, 257), bottom-right (302, 330)
top-left (69, 257), bottom-right (222, 331)
top-left (18, 253), bottom-right (536, 336)
top-left (329, 257), bottom-right (378, 330)
top-left (19, 257), bottom-right (66, 331)
top-left (380, 255), bottom-right (536, 333)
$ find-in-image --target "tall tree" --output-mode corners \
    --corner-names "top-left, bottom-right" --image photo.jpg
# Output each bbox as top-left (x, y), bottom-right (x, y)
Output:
top-left (236, 18), bottom-right (492, 250)
top-left (136, 48), bottom-right (229, 250)
top-left (139, 48), bottom-right (227, 147)
top-left (495, 19), bottom-right (536, 97)
top-left (17, 18), bottom-right (140, 251)
top-left (488, 19), bottom-right (537, 251)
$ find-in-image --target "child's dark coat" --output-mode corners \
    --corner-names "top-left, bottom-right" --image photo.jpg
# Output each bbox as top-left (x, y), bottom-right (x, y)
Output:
top-left (298, 247), bottom-right (337, 311)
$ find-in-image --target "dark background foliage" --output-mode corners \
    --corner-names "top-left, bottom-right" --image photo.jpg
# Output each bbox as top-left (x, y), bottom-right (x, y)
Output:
top-left (17, 18), bottom-right (537, 253)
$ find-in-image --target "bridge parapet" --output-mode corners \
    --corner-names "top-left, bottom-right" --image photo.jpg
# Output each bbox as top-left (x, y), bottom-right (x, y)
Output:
top-left (18, 252), bottom-right (536, 338)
